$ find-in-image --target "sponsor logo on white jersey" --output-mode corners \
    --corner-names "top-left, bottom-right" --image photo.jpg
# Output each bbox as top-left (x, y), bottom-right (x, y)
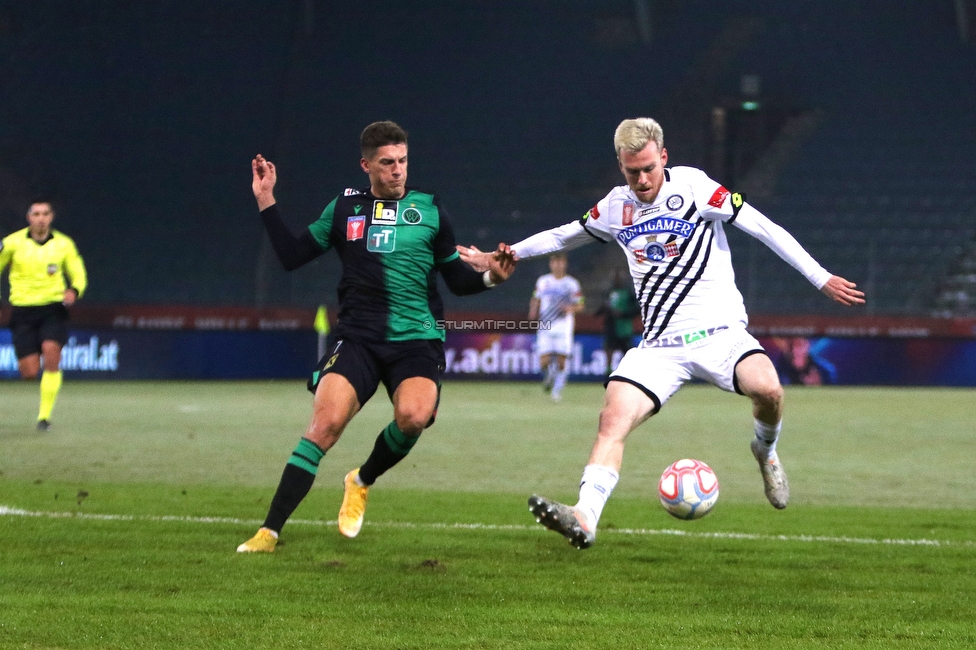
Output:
top-left (635, 238), bottom-right (680, 263)
top-left (617, 217), bottom-right (694, 246)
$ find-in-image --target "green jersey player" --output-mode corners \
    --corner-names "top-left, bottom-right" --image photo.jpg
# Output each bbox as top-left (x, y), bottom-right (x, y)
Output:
top-left (238, 121), bottom-right (515, 552)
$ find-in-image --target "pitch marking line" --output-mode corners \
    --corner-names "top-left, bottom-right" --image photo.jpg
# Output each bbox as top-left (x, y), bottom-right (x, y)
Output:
top-left (1, 505), bottom-right (972, 548)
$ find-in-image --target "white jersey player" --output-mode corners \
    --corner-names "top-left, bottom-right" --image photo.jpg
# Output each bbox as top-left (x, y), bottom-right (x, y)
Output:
top-left (460, 117), bottom-right (864, 549)
top-left (529, 253), bottom-right (583, 401)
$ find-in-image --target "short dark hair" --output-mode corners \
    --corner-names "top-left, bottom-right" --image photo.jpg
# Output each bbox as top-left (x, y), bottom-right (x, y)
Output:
top-left (27, 197), bottom-right (55, 213)
top-left (360, 121), bottom-right (408, 160)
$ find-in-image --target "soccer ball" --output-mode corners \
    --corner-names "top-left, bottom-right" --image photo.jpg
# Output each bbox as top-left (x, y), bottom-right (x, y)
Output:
top-left (658, 458), bottom-right (719, 520)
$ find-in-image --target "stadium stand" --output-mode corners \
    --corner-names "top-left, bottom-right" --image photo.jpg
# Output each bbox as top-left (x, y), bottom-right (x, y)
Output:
top-left (1, 1), bottom-right (973, 316)
top-left (933, 240), bottom-right (976, 317)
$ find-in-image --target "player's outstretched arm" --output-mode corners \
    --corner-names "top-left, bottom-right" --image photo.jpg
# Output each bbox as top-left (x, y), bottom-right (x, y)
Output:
top-left (820, 275), bottom-right (866, 306)
top-left (252, 154), bottom-right (277, 210)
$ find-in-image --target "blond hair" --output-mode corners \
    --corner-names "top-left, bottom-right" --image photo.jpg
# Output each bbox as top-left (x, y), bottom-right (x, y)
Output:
top-left (613, 118), bottom-right (664, 158)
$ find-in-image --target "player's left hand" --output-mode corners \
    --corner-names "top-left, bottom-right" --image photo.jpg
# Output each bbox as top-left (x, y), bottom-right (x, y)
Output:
top-left (821, 275), bottom-right (865, 306)
top-left (62, 288), bottom-right (78, 306)
top-left (457, 243), bottom-right (516, 283)
top-left (456, 244), bottom-right (491, 271)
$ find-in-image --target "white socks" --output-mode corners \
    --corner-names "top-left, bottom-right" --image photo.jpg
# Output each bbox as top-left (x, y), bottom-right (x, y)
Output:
top-left (576, 464), bottom-right (620, 526)
top-left (754, 418), bottom-right (782, 453)
top-left (544, 361), bottom-right (555, 384)
top-left (552, 366), bottom-right (568, 397)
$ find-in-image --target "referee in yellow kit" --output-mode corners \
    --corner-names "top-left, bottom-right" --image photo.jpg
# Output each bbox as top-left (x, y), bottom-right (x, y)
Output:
top-left (0, 199), bottom-right (87, 430)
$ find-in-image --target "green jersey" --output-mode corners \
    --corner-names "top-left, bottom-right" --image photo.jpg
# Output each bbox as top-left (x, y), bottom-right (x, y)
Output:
top-left (607, 287), bottom-right (639, 339)
top-left (308, 187), bottom-right (460, 342)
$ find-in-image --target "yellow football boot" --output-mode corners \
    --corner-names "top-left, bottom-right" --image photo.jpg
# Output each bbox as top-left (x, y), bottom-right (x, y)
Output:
top-left (236, 527), bottom-right (278, 553)
top-left (338, 469), bottom-right (369, 538)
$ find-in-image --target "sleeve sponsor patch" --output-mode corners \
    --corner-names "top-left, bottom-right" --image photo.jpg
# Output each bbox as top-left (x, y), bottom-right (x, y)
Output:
top-left (589, 204), bottom-right (600, 220)
top-left (707, 186), bottom-right (730, 208)
top-left (731, 191), bottom-right (744, 207)
top-left (730, 192), bottom-right (746, 218)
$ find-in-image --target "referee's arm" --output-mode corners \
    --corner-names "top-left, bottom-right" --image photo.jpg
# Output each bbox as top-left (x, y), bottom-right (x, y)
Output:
top-left (64, 241), bottom-right (88, 303)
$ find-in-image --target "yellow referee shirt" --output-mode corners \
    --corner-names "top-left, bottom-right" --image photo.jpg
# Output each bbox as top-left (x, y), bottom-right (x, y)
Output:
top-left (0, 228), bottom-right (88, 307)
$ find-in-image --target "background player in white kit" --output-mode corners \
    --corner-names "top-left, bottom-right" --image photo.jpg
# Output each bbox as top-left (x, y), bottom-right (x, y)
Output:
top-left (529, 253), bottom-right (583, 402)
top-left (460, 117), bottom-right (864, 549)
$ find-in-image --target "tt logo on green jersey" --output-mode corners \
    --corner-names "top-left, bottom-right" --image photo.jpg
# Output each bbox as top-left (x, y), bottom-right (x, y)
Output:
top-left (367, 226), bottom-right (397, 253)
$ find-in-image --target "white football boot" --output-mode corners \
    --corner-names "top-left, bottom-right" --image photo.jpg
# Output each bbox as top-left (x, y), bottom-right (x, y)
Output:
top-left (750, 438), bottom-right (789, 509)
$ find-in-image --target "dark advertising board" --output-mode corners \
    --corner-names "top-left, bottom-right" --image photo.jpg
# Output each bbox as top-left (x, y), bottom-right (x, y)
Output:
top-left (2, 329), bottom-right (974, 386)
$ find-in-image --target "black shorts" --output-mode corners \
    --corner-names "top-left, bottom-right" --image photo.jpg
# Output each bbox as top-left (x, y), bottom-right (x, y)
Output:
top-left (9, 303), bottom-right (70, 359)
top-left (307, 337), bottom-right (445, 407)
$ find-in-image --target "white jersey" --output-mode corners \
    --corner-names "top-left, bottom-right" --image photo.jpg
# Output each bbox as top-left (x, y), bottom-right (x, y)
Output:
top-left (533, 273), bottom-right (582, 332)
top-left (511, 166), bottom-right (831, 343)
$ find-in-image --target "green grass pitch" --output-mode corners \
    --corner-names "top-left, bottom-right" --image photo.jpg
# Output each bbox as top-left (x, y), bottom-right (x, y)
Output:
top-left (1, 380), bottom-right (975, 648)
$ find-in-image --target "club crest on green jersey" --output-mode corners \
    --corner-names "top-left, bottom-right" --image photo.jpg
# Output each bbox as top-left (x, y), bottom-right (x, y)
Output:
top-left (402, 207), bottom-right (423, 224)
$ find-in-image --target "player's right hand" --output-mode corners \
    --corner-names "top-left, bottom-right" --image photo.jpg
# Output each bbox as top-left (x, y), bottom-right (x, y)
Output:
top-left (252, 154), bottom-right (277, 210)
top-left (487, 243), bottom-right (516, 285)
